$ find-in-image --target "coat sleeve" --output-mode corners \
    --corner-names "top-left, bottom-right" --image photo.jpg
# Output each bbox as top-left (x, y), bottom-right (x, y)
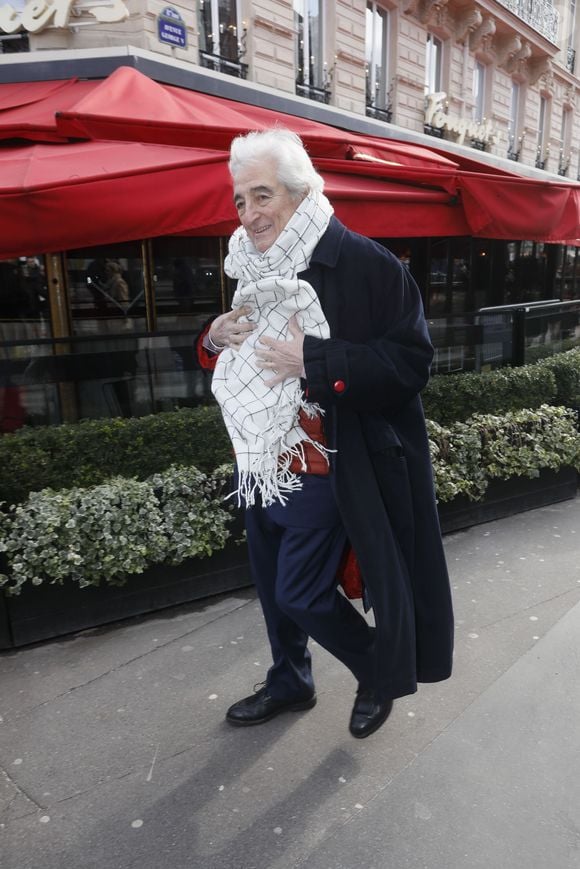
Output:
top-left (303, 256), bottom-right (433, 415)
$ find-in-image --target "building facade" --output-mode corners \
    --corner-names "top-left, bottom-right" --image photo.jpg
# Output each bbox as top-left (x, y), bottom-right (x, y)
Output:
top-left (1, 0), bottom-right (580, 432)
top-left (3, 0), bottom-right (579, 176)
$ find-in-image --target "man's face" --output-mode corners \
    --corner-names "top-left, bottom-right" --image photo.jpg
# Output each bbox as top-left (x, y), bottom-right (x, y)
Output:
top-left (233, 160), bottom-right (302, 253)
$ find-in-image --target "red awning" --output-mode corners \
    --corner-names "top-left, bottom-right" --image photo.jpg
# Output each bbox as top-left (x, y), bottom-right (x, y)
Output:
top-left (0, 79), bottom-right (96, 142)
top-left (0, 142), bottom-right (467, 258)
top-left (0, 66), bottom-right (578, 256)
top-left (53, 66), bottom-right (458, 170)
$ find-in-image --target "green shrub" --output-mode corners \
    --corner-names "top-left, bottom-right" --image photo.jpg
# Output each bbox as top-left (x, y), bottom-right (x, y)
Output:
top-left (0, 406), bottom-right (232, 506)
top-left (427, 405), bottom-right (580, 503)
top-left (422, 364), bottom-right (557, 426)
top-left (0, 464), bottom-right (234, 595)
top-left (537, 348), bottom-right (580, 407)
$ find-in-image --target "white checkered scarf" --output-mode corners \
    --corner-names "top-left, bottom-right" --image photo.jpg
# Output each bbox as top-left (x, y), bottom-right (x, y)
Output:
top-left (212, 190), bottom-right (334, 507)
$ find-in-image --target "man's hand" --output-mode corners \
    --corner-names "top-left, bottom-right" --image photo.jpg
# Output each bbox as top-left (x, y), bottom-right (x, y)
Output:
top-left (209, 306), bottom-right (256, 351)
top-left (255, 315), bottom-right (305, 386)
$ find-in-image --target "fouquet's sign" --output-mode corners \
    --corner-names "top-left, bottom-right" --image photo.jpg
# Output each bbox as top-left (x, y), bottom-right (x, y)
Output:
top-left (425, 92), bottom-right (500, 148)
top-left (0, 0), bottom-right (129, 34)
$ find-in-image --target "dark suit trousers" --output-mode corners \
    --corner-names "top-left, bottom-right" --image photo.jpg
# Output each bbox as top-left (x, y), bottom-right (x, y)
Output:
top-left (244, 474), bottom-right (375, 701)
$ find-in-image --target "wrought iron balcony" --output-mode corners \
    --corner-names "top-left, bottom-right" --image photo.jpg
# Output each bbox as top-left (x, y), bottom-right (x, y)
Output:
top-left (567, 47), bottom-right (576, 74)
top-left (558, 155), bottom-right (570, 177)
top-left (295, 80), bottom-right (331, 105)
top-left (494, 0), bottom-right (559, 43)
top-left (366, 103), bottom-right (392, 123)
top-left (424, 124), bottom-right (445, 138)
top-left (199, 50), bottom-right (248, 80)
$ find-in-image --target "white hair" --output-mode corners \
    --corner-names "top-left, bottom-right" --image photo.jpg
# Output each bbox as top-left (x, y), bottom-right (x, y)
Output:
top-left (229, 128), bottom-right (324, 199)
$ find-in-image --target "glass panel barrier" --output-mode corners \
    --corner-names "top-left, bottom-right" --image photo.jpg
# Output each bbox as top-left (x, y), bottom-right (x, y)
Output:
top-left (523, 300), bottom-right (580, 363)
top-left (0, 331), bottom-right (215, 431)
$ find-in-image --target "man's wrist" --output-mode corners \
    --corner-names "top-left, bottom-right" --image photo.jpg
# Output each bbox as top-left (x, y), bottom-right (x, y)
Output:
top-left (204, 331), bottom-right (226, 354)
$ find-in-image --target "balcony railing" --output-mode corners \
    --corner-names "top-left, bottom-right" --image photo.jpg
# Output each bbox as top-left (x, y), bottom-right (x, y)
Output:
top-left (199, 50), bottom-right (248, 80)
top-left (366, 103), bottom-right (392, 123)
top-left (566, 46), bottom-right (576, 73)
top-left (494, 0), bottom-right (559, 43)
top-left (295, 80), bottom-right (331, 104)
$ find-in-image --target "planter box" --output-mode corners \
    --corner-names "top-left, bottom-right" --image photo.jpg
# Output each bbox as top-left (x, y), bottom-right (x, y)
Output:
top-left (0, 539), bottom-right (253, 650)
top-left (437, 467), bottom-right (578, 534)
top-left (0, 468), bottom-right (577, 649)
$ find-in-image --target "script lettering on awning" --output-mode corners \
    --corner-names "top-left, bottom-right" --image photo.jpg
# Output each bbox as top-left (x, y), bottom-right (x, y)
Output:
top-left (0, 0), bottom-right (129, 34)
top-left (425, 92), bottom-right (500, 148)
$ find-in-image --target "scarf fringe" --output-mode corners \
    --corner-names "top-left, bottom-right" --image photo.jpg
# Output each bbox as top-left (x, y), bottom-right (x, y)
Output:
top-left (229, 432), bottom-right (334, 508)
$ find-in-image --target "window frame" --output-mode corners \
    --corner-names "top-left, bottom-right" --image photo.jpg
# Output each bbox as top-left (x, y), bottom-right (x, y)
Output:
top-left (425, 33), bottom-right (443, 94)
top-left (365, 1), bottom-right (390, 112)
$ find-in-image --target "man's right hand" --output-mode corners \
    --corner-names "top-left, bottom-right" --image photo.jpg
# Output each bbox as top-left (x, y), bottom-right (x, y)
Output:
top-left (209, 306), bottom-right (256, 351)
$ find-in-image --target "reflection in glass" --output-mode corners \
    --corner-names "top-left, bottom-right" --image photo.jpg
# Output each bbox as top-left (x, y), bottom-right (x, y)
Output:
top-left (152, 237), bottom-right (222, 331)
top-left (0, 255), bottom-right (55, 432)
top-left (66, 242), bottom-right (146, 336)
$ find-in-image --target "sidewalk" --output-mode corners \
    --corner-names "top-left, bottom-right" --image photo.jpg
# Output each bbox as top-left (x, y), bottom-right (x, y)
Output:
top-left (1, 496), bottom-right (580, 869)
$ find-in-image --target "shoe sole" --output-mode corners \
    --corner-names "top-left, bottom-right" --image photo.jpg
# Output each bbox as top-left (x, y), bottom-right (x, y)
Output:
top-left (226, 695), bottom-right (317, 727)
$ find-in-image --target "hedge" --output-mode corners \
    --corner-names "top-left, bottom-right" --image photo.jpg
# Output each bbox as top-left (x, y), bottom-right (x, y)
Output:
top-left (0, 406), bottom-right (232, 507)
top-left (428, 405), bottom-right (580, 503)
top-left (2, 349), bottom-right (580, 505)
top-left (422, 347), bottom-right (580, 425)
top-left (2, 406), bottom-right (579, 595)
top-left (0, 464), bottom-right (234, 595)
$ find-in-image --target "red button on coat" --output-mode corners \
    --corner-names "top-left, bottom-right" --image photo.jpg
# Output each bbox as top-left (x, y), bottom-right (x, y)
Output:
top-left (333, 379), bottom-right (346, 393)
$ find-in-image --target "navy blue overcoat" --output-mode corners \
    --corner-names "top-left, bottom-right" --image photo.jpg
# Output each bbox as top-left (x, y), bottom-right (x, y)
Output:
top-left (301, 217), bottom-right (454, 700)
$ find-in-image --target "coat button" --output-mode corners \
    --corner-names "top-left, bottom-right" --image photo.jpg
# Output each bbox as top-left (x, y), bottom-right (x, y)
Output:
top-left (333, 379), bottom-right (346, 393)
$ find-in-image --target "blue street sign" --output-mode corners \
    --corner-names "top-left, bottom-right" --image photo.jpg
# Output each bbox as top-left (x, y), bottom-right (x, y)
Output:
top-left (157, 7), bottom-right (187, 48)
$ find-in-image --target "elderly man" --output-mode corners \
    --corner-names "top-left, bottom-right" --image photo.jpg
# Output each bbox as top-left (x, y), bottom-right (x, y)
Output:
top-left (197, 128), bottom-right (453, 739)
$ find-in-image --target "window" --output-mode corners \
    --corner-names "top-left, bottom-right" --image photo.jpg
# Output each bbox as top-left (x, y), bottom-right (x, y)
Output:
top-left (569, 0), bottom-right (576, 47)
top-left (366, 2), bottom-right (390, 119)
top-left (151, 237), bottom-right (222, 332)
top-left (472, 62), bottom-right (485, 123)
top-left (0, 255), bottom-right (54, 432)
top-left (507, 82), bottom-right (520, 158)
top-left (198, 0), bottom-right (246, 78)
top-left (66, 242), bottom-right (146, 337)
top-left (295, 0), bottom-right (328, 102)
top-left (536, 96), bottom-right (548, 168)
top-left (425, 34), bottom-right (442, 94)
top-left (0, 33), bottom-right (29, 54)
top-left (559, 109), bottom-right (571, 175)
top-left (0, 256), bottom-right (50, 343)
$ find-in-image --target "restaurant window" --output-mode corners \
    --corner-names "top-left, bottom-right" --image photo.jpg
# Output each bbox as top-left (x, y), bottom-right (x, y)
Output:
top-left (561, 246), bottom-right (578, 299)
top-left (0, 256), bottom-right (50, 343)
top-left (472, 62), bottom-right (485, 123)
top-left (504, 241), bottom-right (549, 303)
top-left (0, 255), bottom-right (54, 433)
top-left (151, 237), bottom-right (223, 331)
top-left (427, 238), bottom-right (450, 317)
top-left (295, 0), bottom-right (329, 103)
top-left (198, 0), bottom-right (247, 78)
top-left (65, 242), bottom-right (146, 336)
top-left (425, 33), bottom-right (442, 94)
top-left (365, 2), bottom-right (391, 122)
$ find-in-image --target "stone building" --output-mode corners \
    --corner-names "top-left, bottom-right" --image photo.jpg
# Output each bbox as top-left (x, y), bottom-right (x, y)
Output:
top-left (3, 0), bottom-right (578, 176)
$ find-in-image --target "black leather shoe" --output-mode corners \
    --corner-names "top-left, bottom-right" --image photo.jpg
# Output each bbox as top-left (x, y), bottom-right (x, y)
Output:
top-left (226, 684), bottom-right (317, 727)
top-left (349, 687), bottom-right (393, 739)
